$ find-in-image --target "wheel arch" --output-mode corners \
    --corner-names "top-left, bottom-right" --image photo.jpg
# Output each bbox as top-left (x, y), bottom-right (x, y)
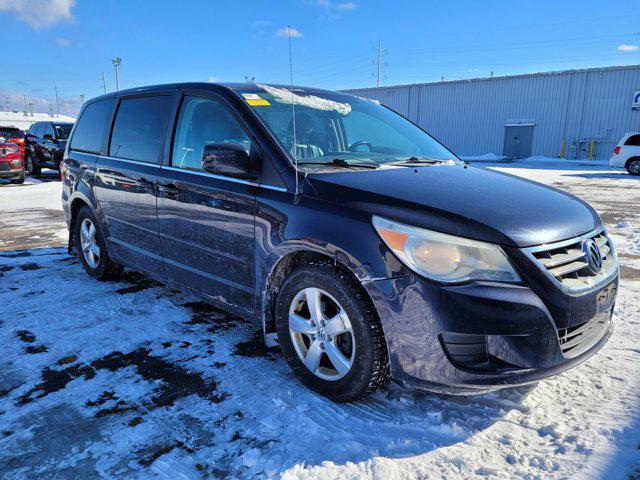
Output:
top-left (67, 188), bottom-right (108, 252)
top-left (260, 246), bottom-right (386, 349)
top-left (625, 156), bottom-right (640, 174)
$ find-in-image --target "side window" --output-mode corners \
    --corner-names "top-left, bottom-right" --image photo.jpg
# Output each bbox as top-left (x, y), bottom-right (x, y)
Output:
top-left (30, 124), bottom-right (42, 137)
top-left (109, 96), bottom-right (172, 163)
top-left (171, 96), bottom-right (251, 171)
top-left (625, 134), bottom-right (640, 146)
top-left (70, 99), bottom-right (114, 154)
top-left (43, 124), bottom-right (55, 138)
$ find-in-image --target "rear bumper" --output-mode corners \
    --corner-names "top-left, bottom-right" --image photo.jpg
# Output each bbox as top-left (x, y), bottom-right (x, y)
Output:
top-left (365, 273), bottom-right (617, 394)
top-left (610, 156), bottom-right (625, 168)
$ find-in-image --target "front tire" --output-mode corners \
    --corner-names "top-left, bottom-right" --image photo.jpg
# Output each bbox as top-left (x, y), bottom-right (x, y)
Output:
top-left (75, 206), bottom-right (122, 280)
top-left (275, 260), bottom-right (390, 402)
top-left (626, 158), bottom-right (640, 176)
top-left (25, 153), bottom-right (41, 177)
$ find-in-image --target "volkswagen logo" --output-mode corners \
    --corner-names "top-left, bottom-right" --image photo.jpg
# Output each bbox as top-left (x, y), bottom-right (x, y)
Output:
top-left (583, 239), bottom-right (603, 274)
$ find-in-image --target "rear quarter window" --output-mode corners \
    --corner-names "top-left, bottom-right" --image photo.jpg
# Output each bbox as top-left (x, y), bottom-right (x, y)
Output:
top-left (70, 99), bottom-right (115, 154)
top-left (625, 134), bottom-right (640, 146)
top-left (109, 95), bottom-right (172, 164)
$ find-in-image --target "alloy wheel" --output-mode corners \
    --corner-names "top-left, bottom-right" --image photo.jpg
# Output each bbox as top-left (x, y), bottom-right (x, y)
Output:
top-left (630, 160), bottom-right (640, 175)
top-left (288, 287), bottom-right (355, 381)
top-left (80, 218), bottom-right (100, 269)
top-left (26, 156), bottom-right (33, 175)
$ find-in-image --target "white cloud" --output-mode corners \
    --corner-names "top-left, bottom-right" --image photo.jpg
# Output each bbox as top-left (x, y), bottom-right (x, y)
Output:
top-left (0, 0), bottom-right (76, 30)
top-left (337, 2), bottom-right (357, 9)
top-left (276, 27), bottom-right (303, 38)
top-left (252, 20), bottom-right (271, 27)
top-left (57, 37), bottom-right (72, 47)
top-left (0, 89), bottom-right (83, 116)
top-left (208, 76), bottom-right (218, 83)
top-left (315, 0), bottom-right (332, 7)
top-left (617, 44), bottom-right (639, 52)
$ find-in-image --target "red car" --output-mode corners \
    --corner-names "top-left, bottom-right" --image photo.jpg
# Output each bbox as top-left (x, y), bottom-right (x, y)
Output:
top-left (0, 126), bottom-right (26, 157)
top-left (0, 139), bottom-right (25, 184)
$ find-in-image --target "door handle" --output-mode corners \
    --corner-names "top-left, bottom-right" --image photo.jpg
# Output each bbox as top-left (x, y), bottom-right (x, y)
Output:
top-left (158, 183), bottom-right (179, 197)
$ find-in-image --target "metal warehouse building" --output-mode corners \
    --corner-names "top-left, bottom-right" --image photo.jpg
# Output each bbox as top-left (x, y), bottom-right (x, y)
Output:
top-left (344, 65), bottom-right (640, 160)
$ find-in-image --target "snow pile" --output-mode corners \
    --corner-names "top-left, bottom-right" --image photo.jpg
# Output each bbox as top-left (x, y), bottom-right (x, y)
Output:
top-left (256, 84), bottom-right (352, 115)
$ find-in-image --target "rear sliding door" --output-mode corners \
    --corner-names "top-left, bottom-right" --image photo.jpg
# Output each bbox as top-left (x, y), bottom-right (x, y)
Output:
top-left (93, 93), bottom-right (175, 279)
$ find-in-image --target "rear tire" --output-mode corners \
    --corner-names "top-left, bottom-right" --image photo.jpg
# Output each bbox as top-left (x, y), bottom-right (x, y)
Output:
top-left (26, 153), bottom-right (41, 177)
top-left (75, 206), bottom-right (123, 280)
top-left (275, 260), bottom-right (390, 402)
top-left (10, 171), bottom-right (25, 184)
top-left (626, 158), bottom-right (640, 176)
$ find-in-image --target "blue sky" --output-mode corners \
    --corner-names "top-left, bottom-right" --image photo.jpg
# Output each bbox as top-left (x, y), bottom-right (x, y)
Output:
top-left (0, 0), bottom-right (638, 115)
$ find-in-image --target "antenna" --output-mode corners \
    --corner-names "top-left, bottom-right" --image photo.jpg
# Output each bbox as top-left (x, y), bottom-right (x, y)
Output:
top-left (288, 25), bottom-right (299, 195)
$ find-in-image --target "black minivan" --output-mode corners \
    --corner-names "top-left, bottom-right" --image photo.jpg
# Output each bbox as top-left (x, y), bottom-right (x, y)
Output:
top-left (62, 83), bottom-right (618, 401)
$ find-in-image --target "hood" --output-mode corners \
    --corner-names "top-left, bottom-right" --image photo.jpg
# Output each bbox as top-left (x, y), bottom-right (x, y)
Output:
top-left (305, 163), bottom-right (600, 247)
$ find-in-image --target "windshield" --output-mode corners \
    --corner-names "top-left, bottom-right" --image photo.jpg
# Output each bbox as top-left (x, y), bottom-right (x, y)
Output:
top-left (54, 124), bottom-right (72, 140)
top-left (234, 84), bottom-right (456, 166)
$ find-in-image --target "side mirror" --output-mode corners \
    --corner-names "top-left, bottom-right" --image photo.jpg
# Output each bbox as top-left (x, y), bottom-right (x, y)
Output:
top-left (201, 142), bottom-right (257, 180)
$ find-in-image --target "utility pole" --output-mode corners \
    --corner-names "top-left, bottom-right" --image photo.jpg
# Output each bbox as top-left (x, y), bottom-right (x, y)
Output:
top-left (112, 57), bottom-right (121, 91)
top-left (23, 95), bottom-right (27, 113)
top-left (80, 94), bottom-right (85, 104)
top-left (54, 86), bottom-right (60, 115)
top-left (377, 39), bottom-right (381, 87)
top-left (100, 72), bottom-right (107, 94)
top-left (372, 40), bottom-right (387, 87)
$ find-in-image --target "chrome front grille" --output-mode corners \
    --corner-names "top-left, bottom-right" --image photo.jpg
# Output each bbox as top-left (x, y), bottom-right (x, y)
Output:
top-left (525, 228), bottom-right (617, 291)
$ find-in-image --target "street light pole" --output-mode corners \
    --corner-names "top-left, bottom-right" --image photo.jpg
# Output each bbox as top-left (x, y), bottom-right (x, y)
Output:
top-left (112, 57), bottom-right (122, 91)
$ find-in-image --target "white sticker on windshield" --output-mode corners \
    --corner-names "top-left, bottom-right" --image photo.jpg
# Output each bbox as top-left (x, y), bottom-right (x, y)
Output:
top-left (256, 84), bottom-right (352, 115)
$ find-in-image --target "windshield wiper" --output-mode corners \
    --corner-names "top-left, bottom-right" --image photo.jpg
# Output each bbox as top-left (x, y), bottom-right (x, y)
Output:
top-left (297, 158), bottom-right (380, 169)
top-left (389, 156), bottom-right (452, 165)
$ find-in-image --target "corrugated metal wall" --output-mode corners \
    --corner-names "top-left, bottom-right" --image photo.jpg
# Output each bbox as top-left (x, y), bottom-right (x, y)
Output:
top-left (343, 65), bottom-right (640, 160)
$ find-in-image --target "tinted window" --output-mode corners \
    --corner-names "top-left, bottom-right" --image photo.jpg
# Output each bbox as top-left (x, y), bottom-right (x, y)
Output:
top-left (110, 96), bottom-right (171, 163)
top-left (30, 124), bottom-right (43, 137)
top-left (54, 124), bottom-right (72, 140)
top-left (42, 124), bottom-right (55, 138)
top-left (625, 134), bottom-right (640, 146)
top-left (70, 99), bottom-right (114, 154)
top-left (0, 128), bottom-right (23, 139)
top-left (171, 96), bottom-right (251, 170)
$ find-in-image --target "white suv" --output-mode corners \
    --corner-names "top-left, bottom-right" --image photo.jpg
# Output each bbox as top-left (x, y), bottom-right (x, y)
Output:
top-left (610, 132), bottom-right (640, 175)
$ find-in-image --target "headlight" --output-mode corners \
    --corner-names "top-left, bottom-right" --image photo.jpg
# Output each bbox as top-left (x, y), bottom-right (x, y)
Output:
top-left (372, 216), bottom-right (520, 283)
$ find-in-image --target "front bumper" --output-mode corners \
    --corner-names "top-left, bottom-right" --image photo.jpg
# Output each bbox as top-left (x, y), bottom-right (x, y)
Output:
top-left (365, 272), bottom-right (617, 394)
top-left (0, 161), bottom-right (24, 179)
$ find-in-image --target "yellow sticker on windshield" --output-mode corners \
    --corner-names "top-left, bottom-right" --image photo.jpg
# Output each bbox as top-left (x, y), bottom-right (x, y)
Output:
top-left (243, 93), bottom-right (270, 106)
top-left (246, 98), bottom-right (270, 106)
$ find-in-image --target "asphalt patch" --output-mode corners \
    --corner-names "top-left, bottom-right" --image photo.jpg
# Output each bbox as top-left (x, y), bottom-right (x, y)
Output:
top-left (19, 263), bottom-right (42, 271)
top-left (26, 345), bottom-right (48, 354)
top-left (91, 348), bottom-right (226, 407)
top-left (138, 441), bottom-right (195, 467)
top-left (17, 330), bottom-right (36, 343)
top-left (233, 331), bottom-right (279, 360)
top-left (0, 251), bottom-right (31, 258)
top-left (182, 301), bottom-right (239, 332)
top-left (115, 272), bottom-right (160, 295)
top-left (18, 365), bottom-right (96, 405)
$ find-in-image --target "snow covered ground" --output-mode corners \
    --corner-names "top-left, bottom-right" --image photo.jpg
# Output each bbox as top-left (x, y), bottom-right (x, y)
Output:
top-left (1, 158), bottom-right (639, 479)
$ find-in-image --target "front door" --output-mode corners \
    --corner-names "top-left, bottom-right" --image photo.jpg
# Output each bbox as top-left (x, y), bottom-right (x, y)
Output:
top-left (93, 93), bottom-right (174, 279)
top-left (503, 125), bottom-right (534, 159)
top-left (157, 94), bottom-right (256, 313)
